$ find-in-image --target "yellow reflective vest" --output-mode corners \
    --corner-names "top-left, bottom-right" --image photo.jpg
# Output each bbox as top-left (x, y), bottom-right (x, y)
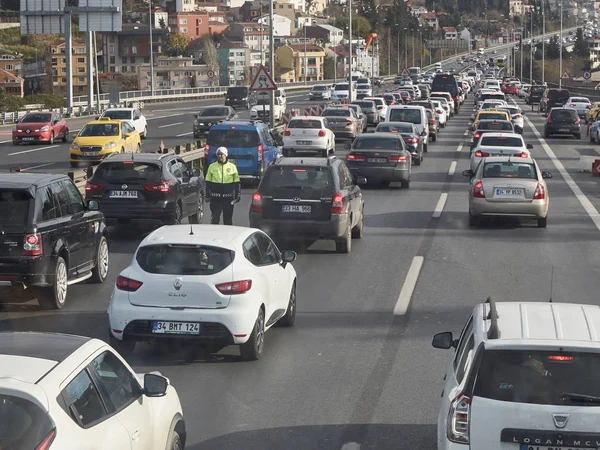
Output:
top-left (205, 161), bottom-right (241, 199)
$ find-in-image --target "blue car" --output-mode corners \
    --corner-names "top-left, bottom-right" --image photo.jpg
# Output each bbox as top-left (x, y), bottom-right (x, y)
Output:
top-left (205, 121), bottom-right (283, 181)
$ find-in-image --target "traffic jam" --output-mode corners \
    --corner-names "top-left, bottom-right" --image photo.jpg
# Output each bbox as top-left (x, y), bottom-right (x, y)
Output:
top-left (3, 50), bottom-right (600, 450)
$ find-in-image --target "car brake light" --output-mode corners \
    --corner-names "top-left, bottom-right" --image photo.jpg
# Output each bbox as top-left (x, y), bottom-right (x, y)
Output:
top-left (473, 181), bottom-right (485, 198)
top-left (576, 116), bottom-right (581, 123)
top-left (318, 129), bottom-right (326, 137)
top-left (473, 133), bottom-right (481, 139)
top-left (513, 152), bottom-right (528, 157)
top-left (548, 355), bottom-right (574, 361)
top-left (346, 120), bottom-right (354, 125)
top-left (388, 155), bottom-right (408, 161)
top-left (216, 279), bottom-right (252, 294)
top-left (474, 150), bottom-right (489, 157)
top-left (547, 116), bottom-right (552, 123)
top-left (23, 233), bottom-right (42, 256)
top-left (447, 393), bottom-right (471, 444)
top-left (533, 183), bottom-right (545, 199)
top-left (35, 429), bottom-right (56, 450)
top-left (370, 109), bottom-right (376, 113)
top-left (404, 137), bottom-right (418, 144)
top-left (257, 143), bottom-right (264, 162)
top-left (116, 275), bottom-right (143, 292)
top-left (547, 97), bottom-right (551, 102)
top-left (513, 114), bottom-right (522, 119)
top-left (85, 181), bottom-right (105, 191)
top-left (347, 154), bottom-right (365, 161)
top-left (144, 181), bottom-right (174, 192)
top-left (284, 129), bottom-right (290, 136)
top-left (251, 191), bottom-right (262, 212)
top-left (204, 143), bottom-right (209, 159)
top-left (570, 103), bottom-right (576, 107)
top-left (331, 191), bottom-right (345, 214)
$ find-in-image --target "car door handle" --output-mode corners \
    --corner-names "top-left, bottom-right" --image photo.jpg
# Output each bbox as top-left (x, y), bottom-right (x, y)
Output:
top-left (131, 430), bottom-right (140, 441)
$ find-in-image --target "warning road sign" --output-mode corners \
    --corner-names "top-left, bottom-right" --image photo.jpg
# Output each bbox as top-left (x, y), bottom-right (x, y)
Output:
top-left (401, 68), bottom-right (410, 77)
top-left (584, 71), bottom-right (592, 80)
top-left (249, 65), bottom-right (277, 91)
top-left (562, 70), bottom-right (570, 80)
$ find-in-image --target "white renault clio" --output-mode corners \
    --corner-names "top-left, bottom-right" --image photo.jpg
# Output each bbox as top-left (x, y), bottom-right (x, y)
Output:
top-left (108, 225), bottom-right (298, 361)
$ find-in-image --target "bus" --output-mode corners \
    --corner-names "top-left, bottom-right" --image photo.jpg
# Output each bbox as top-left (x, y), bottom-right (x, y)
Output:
top-left (496, 56), bottom-right (506, 67)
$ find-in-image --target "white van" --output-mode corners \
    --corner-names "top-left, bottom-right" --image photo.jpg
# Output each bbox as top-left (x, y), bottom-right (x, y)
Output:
top-left (332, 82), bottom-right (356, 102)
top-left (385, 105), bottom-right (430, 151)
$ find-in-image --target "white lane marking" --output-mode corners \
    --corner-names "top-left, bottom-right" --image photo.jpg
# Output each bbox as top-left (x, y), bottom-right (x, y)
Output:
top-left (463, 130), bottom-right (469, 135)
top-left (456, 143), bottom-right (463, 152)
top-left (21, 163), bottom-right (54, 171)
top-left (158, 122), bottom-right (183, 128)
top-left (0, 139), bottom-right (11, 144)
top-left (8, 145), bottom-right (59, 156)
top-left (393, 256), bottom-right (425, 316)
top-left (433, 193), bottom-right (448, 218)
top-left (448, 161), bottom-right (457, 176)
top-left (148, 113), bottom-right (188, 121)
top-left (340, 444), bottom-right (361, 450)
top-left (524, 114), bottom-right (600, 231)
top-left (176, 132), bottom-right (193, 137)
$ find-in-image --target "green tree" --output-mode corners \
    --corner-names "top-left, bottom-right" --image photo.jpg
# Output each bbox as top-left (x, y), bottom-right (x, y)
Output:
top-left (546, 35), bottom-right (560, 59)
top-left (167, 32), bottom-right (190, 56)
top-left (574, 27), bottom-right (589, 59)
top-left (323, 55), bottom-right (335, 79)
top-left (332, 15), bottom-right (372, 40)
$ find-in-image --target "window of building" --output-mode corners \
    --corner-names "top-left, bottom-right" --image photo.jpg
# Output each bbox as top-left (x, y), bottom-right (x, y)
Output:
top-left (184, 71), bottom-right (192, 76)
top-left (109, 56), bottom-right (115, 64)
top-left (52, 58), bottom-right (57, 65)
top-left (181, 27), bottom-right (187, 32)
top-left (144, 56), bottom-right (149, 63)
top-left (77, 67), bottom-right (85, 73)
top-left (131, 46), bottom-right (137, 54)
top-left (61, 58), bottom-right (66, 64)
top-left (5, 64), bottom-right (12, 70)
top-left (180, 18), bottom-right (187, 24)
top-left (76, 57), bottom-right (84, 63)
top-left (61, 77), bottom-right (66, 83)
top-left (78, 76), bottom-right (85, 82)
top-left (197, 18), bottom-right (202, 25)
top-left (62, 67), bottom-right (66, 73)
top-left (307, 57), bottom-right (316, 65)
top-left (174, 71), bottom-right (180, 76)
top-left (77, 47), bottom-right (85, 53)
top-left (124, 46), bottom-right (129, 53)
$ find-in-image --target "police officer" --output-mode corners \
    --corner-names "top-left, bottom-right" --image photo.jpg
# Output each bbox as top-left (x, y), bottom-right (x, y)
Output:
top-left (205, 146), bottom-right (241, 225)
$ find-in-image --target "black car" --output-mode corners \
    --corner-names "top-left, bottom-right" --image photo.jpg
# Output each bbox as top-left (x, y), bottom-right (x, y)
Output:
top-left (248, 156), bottom-right (366, 253)
top-left (526, 85), bottom-right (545, 105)
top-left (374, 122), bottom-right (423, 165)
top-left (544, 107), bottom-right (581, 139)
top-left (0, 172), bottom-right (109, 309)
top-left (470, 119), bottom-right (515, 149)
top-left (193, 106), bottom-right (237, 138)
top-left (85, 153), bottom-right (204, 227)
top-left (540, 88), bottom-right (570, 115)
top-left (224, 86), bottom-right (255, 109)
top-left (431, 74), bottom-right (460, 113)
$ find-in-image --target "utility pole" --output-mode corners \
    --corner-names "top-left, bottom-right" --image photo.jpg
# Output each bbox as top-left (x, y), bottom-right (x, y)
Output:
top-left (65, 12), bottom-right (73, 109)
top-left (94, 32), bottom-right (101, 110)
top-left (348, 0), bottom-right (352, 97)
top-left (387, 30), bottom-right (390, 76)
top-left (86, 31), bottom-right (94, 112)
top-left (269, 0), bottom-right (275, 128)
top-left (530, 10), bottom-right (533, 82)
top-left (542, 1), bottom-right (545, 84)
top-left (520, 12), bottom-right (523, 80)
top-left (559, 0), bottom-right (563, 88)
top-left (149, 0), bottom-right (154, 96)
top-left (304, 23), bottom-right (307, 85)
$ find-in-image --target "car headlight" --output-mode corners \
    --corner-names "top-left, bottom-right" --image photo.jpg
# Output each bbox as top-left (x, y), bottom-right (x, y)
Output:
top-left (198, 122), bottom-right (204, 126)
top-left (104, 142), bottom-right (117, 149)
top-left (40, 126), bottom-right (49, 132)
top-left (71, 142), bottom-right (79, 150)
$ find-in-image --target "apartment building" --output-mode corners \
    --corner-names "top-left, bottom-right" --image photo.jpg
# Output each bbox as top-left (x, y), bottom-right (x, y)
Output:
top-left (137, 56), bottom-right (212, 89)
top-left (0, 50), bottom-right (23, 77)
top-left (103, 24), bottom-right (169, 73)
top-left (48, 41), bottom-right (87, 94)
top-left (217, 40), bottom-right (250, 86)
top-left (0, 67), bottom-right (24, 97)
top-left (276, 43), bottom-right (325, 82)
top-left (168, 11), bottom-right (210, 40)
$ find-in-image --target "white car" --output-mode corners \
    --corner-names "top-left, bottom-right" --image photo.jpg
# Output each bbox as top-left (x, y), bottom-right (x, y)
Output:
top-left (431, 97), bottom-right (451, 119)
top-left (0, 331), bottom-right (184, 449)
top-left (478, 99), bottom-right (508, 111)
top-left (430, 92), bottom-right (455, 115)
top-left (282, 115), bottom-right (336, 156)
top-left (363, 96), bottom-right (388, 120)
top-left (108, 225), bottom-right (298, 361)
top-left (566, 96), bottom-right (591, 119)
top-left (470, 132), bottom-right (533, 172)
top-left (99, 108), bottom-right (148, 139)
top-left (497, 105), bottom-right (525, 134)
top-left (431, 100), bottom-right (448, 127)
top-left (250, 97), bottom-right (285, 122)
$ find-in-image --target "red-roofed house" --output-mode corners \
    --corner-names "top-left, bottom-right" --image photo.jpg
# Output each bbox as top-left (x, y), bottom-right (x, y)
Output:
top-left (443, 27), bottom-right (458, 40)
top-left (168, 11), bottom-right (211, 40)
top-left (419, 12), bottom-right (438, 30)
top-left (275, 43), bottom-right (325, 82)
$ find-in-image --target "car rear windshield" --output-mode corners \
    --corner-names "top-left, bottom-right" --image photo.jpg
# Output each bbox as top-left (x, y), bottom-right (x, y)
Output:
top-left (227, 87), bottom-right (247, 96)
top-left (21, 113), bottom-right (51, 123)
top-left (357, 78), bottom-right (370, 84)
top-left (312, 86), bottom-right (327, 91)
top-left (0, 394), bottom-right (54, 450)
top-left (549, 89), bottom-right (570, 99)
top-left (377, 123), bottom-right (413, 133)
top-left (481, 94), bottom-right (505, 101)
top-left (570, 98), bottom-right (589, 104)
top-left (353, 137), bottom-right (401, 150)
top-left (357, 84), bottom-right (371, 89)
top-left (93, 161), bottom-right (162, 183)
top-left (288, 119), bottom-right (322, 129)
top-left (353, 101), bottom-right (375, 109)
top-left (550, 109), bottom-right (577, 120)
top-left (480, 135), bottom-right (523, 147)
top-left (388, 109), bottom-right (422, 124)
top-left (478, 113), bottom-right (509, 122)
top-left (263, 166), bottom-right (333, 192)
top-left (136, 244), bottom-right (233, 275)
top-left (102, 110), bottom-right (131, 120)
top-left (477, 121), bottom-right (513, 131)
top-left (530, 86), bottom-right (545, 93)
top-left (482, 162), bottom-right (536, 179)
top-left (323, 109), bottom-right (350, 117)
top-left (473, 350), bottom-right (600, 406)
top-left (208, 129), bottom-right (259, 148)
top-left (199, 107), bottom-right (229, 116)
top-left (0, 190), bottom-right (31, 226)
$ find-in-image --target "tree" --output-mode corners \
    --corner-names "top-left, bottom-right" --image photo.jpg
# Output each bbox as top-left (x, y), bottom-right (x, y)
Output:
top-left (159, 17), bottom-right (166, 29)
top-left (167, 32), bottom-right (190, 56)
top-left (200, 35), bottom-right (218, 71)
top-left (323, 55), bottom-right (335, 79)
top-left (331, 15), bottom-right (372, 40)
top-left (546, 35), bottom-right (560, 59)
top-left (358, 0), bottom-right (379, 30)
top-left (574, 27), bottom-right (589, 59)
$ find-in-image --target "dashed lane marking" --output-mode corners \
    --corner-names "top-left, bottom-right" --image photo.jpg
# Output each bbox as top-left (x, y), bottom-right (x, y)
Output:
top-left (8, 145), bottom-right (59, 156)
top-left (432, 192), bottom-right (448, 218)
top-left (393, 256), bottom-right (425, 316)
top-left (158, 122), bottom-right (184, 128)
top-left (448, 161), bottom-right (457, 176)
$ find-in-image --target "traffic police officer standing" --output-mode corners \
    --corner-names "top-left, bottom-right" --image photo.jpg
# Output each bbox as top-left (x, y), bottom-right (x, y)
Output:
top-left (205, 146), bottom-right (241, 225)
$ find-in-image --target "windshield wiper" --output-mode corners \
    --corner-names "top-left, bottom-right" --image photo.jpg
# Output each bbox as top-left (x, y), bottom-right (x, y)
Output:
top-left (558, 393), bottom-right (600, 404)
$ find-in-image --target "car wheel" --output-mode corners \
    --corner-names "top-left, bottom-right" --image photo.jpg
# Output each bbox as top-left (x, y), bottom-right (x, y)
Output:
top-left (544, 131), bottom-right (550, 139)
top-left (468, 212), bottom-right (479, 227)
top-left (335, 223), bottom-right (352, 253)
top-left (278, 282), bottom-right (296, 327)
top-left (189, 194), bottom-right (204, 224)
top-left (351, 208), bottom-right (364, 239)
top-left (414, 155), bottom-right (421, 166)
top-left (142, 126), bottom-right (148, 139)
top-left (49, 132), bottom-right (54, 145)
top-left (38, 256), bottom-right (68, 310)
top-left (171, 202), bottom-right (182, 225)
top-left (321, 149), bottom-right (328, 157)
top-left (121, 147), bottom-right (125, 153)
top-left (423, 143), bottom-right (428, 153)
top-left (401, 179), bottom-right (410, 188)
top-left (538, 217), bottom-right (547, 228)
top-left (240, 308), bottom-right (265, 361)
top-left (90, 236), bottom-right (109, 283)
top-left (70, 161), bottom-right (80, 168)
top-left (431, 134), bottom-right (437, 142)
top-left (62, 129), bottom-right (69, 142)
top-left (591, 134), bottom-right (596, 143)
top-left (109, 332), bottom-right (136, 355)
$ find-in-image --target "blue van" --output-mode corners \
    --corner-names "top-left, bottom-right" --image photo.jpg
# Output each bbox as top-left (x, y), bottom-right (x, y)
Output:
top-left (205, 121), bottom-right (283, 180)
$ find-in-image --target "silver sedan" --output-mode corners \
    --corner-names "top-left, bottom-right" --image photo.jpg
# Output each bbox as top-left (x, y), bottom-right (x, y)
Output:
top-left (463, 156), bottom-right (553, 228)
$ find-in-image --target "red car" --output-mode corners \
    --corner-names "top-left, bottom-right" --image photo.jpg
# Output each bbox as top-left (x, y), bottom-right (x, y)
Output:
top-left (12, 111), bottom-right (69, 145)
top-left (502, 83), bottom-right (519, 95)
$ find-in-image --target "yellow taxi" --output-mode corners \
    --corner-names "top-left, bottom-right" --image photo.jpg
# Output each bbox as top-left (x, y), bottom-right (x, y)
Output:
top-left (69, 117), bottom-right (141, 168)
top-left (472, 109), bottom-right (511, 130)
top-left (586, 102), bottom-right (600, 123)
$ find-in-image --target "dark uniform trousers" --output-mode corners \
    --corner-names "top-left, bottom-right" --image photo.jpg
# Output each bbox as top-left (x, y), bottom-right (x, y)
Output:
top-left (210, 199), bottom-right (234, 225)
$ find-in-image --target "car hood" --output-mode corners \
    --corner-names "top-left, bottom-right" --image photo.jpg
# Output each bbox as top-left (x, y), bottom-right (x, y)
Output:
top-left (16, 122), bottom-right (51, 130)
top-left (196, 115), bottom-right (228, 122)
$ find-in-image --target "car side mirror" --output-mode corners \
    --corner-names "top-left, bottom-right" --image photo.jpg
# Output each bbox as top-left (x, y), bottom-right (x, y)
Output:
top-left (281, 250), bottom-right (297, 267)
top-left (95, 116), bottom-right (100, 120)
top-left (143, 373), bottom-right (168, 397)
top-left (542, 171), bottom-right (553, 179)
top-left (432, 331), bottom-right (458, 349)
top-left (192, 168), bottom-right (201, 177)
top-left (526, 143), bottom-right (533, 149)
top-left (355, 176), bottom-right (367, 185)
top-left (124, 132), bottom-right (131, 138)
top-left (72, 132), bottom-right (78, 139)
top-left (53, 119), bottom-right (59, 125)
top-left (87, 200), bottom-right (99, 211)
top-left (462, 169), bottom-right (474, 177)
top-left (344, 142), bottom-right (352, 149)
top-left (193, 114), bottom-right (198, 119)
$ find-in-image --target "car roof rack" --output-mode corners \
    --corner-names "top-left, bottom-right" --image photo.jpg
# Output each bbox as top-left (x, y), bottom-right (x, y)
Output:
top-left (485, 297), bottom-right (500, 339)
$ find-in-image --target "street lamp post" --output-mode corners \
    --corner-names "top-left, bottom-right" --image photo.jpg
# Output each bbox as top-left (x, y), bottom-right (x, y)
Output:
top-left (148, 0), bottom-right (154, 96)
top-left (404, 27), bottom-right (408, 69)
top-left (397, 27), bottom-right (400, 73)
top-left (530, 9), bottom-right (533, 82)
top-left (559, 0), bottom-right (563, 88)
top-left (348, 0), bottom-right (352, 96)
top-left (542, 1), bottom-right (545, 84)
top-left (304, 22), bottom-right (307, 85)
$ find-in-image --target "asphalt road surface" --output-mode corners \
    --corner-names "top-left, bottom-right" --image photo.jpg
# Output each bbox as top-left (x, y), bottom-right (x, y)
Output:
top-left (2, 65), bottom-right (600, 450)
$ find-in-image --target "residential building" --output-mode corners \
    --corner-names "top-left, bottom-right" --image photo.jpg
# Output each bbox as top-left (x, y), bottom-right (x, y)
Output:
top-left (48, 41), bottom-right (87, 94)
top-left (587, 35), bottom-right (600, 69)
top-left (217, 40), bottom-right (250, 85)
top-left (256, 13), bottom-right (291, 36)
top-left (239, 1), bottom-right (269, 21)
top-left (509, 0), bottom-right (523, 16)
top-left (308, 0), bottom-right (326, 14)
top-left (137, 56), bottom-right (213, 89)
top-left (209, 20), bottom-right (228, 34)
top-left (443, 27), bottom-right (457, 40)
top-left (0, 67), bottom-right (24, 97)
top-left (289, 0), bottom-right (305, 12)
top-left (169, 11), bottom-right (210, 40)
top-left (328, 45), bottom-right (357, 73)
top-left (276, 43), bottom-right (325, 82)
top-left (460, 28), bottom-right (471, 43)
top-left (0, 50), bottom-right (23, 77)
top-left (305, 24), bottom-right (344, 46)
top-left (150, 7), bottom-right (169, 28)
top-left (273, 1), bottom-right (298, 34)
top-left (220, 0), bottom-right (248, 8)
top-left (227, 22), bottom-right (270, 52)
top-left (102, 24), bottom-right (169, 73)
top-left (419, 12), bottom-right (439, 30)
top-left (409, 5), bottom-right (428, 17)
top-left (196, 2), bottom-right (219, 12)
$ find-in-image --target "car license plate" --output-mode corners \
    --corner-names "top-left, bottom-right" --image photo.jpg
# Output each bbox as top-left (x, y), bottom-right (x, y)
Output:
top-left (520, 446), bottom-right (594, 450)
top-left (21, 137), bottom-right (35, 141)
top-left (109, 190), bottom-right (138, 198)
top-left (282, 205), bottom-right (311, 213)
top-left (495, 188), bottom-right (524, 197)
top-left (368, 158), bottom-right (388, 163)
top-left (152, 321), bottom-right (200, 335)
top-left (558, 128), bottom-right (570, 132)
top-left (83, 151), bottom-right (98, 157)
top-left (296, 140), bottom-right (312, 145)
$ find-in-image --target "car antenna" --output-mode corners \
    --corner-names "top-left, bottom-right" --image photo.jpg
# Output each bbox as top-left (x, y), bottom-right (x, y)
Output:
top-left (189, 225), bottom-right (194, 235)
top-left (549, 265), bottom-right (554, 303)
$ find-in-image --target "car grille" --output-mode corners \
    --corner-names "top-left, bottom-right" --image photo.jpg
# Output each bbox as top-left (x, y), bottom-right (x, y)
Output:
top-left (124, 320), bottom-right (234, 343)
top-left (257, 110), bottom-right (271, 119)
top-left (79, 146), bottom-right (103, 152)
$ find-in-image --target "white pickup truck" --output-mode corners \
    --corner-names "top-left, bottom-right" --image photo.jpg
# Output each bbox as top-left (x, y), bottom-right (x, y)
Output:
top-left (250, 97), bottom-right (285, 122)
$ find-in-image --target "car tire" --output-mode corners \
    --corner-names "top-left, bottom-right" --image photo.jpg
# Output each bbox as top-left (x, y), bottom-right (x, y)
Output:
top-left (109, 332), bottom-right (136, 355)
top-left (414, 155), bottom-right (421, 166)
top-left (240, 308), bottom-right (265, 361)
top-left (468, 213), bottom-right (479, 227)
top-left (166, 429), bottom-right (183, 450)
top-left (351, 208), bottom-right (364, 239)
top-left (278, 282), bottom-right (296, 327)
top-left (189, 194), bottom-right (204, 224)
top-left (121, 147), bottom-right (125, 153)
top-left (544, 131), bottom-right (550, 139)
top-left (62, 129), bottom-right (69, 142)
top-left (90, 236), bottom-right (109, 283)
top-left (591, 135), bottom-right (596, 143)
top-left (431, 134), bottom-right (437, 142)
top-left (538, 217), bottom-right (547, 228)
top-left (321, 149), bottom-right (328, 157)
top-left (38, 256), bottom-right (68, 310)
top-left (142, 126), bottom-right (148, 139)
top-left (70, 161), bottom-right (80, 168)
top-left (335, 223), bottom-right (352, 253)
top-left (401, 179), bottom-right (410, 189)
top-left (136, 143), bottom-right (141, 152)
top-left (423, 143), bottom-right (428, 153)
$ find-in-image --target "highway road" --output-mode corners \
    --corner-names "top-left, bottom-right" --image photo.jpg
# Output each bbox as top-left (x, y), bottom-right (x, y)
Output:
top-left (2, 65), bottom-right (600, 450)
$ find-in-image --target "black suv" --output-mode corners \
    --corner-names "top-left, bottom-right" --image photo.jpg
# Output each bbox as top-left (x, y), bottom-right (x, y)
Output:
top-left (431, 74), bottom-right (460, 113)
top-left (0, 172), bottom-right (109, 309)
top-left (540, 88), bottom-right (570, 115)
top-left (224, 86), bottom-right (255, 109)
top-left (85, 153), bottom-right (204, 227)
top-left (249, 157), bottom-right (366, 253)
top-left (544, 107), bottom-right (581, 139)
top-left (526, 85), bottom-right (545, 105)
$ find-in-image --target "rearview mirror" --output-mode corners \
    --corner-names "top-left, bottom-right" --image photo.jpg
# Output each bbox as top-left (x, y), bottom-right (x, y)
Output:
top-left (432, 332), bottom-right (457, 349)
top-left (526, 143), bottom-right (533, 149)
top-left (87, 200), bottom-right (99, 211)
top-left (542, 171), bottom-right (553, 179)
top-left (344, 142), bottom-right (352, 149)
top-left (143, 373), bottom-right (168, 397)
top-left (462, 169), bottom-right (474, 177)
top-left (355, 176), bottom-right (367, 185)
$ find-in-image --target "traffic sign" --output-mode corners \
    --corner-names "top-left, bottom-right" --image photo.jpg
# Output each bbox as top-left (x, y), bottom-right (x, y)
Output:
top-left (207, 70), bottom-right (215, 78)
top-left (249, 65), bottom-right (277, 91)
top-left (562, 70), bottom-right (570, 80)
top-left (584, 71), bottom-right (592, 80)
top-left (401, 68), bottom-right (410, 77)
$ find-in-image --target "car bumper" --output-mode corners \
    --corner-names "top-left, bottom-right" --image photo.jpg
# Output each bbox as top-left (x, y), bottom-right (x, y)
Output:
top-left (0, 256), bottom-right (53, 287)
top-left (225, 100), bottom-right (248, 107)
top-left (249, 213), bottom-right (350, 239)
top-left (470, 198), bottom-right (548, 218)
top-left (309, 94), bottom-right (330, 100)
top-left (70, 151), bottom-right (118, 164)
top-left (348, 165), bottom-right (410, 182)
top-left (92, 201), bottom-right (176, 226)
top-left (283, 137), bottom-right (328, 152)
top-left (12, 131), bottom-right (52, 143)
top-left (193, 126), bottom-right (211, 135)
top-left (545, 125), bottom-right (580, 135)
top-left (330, 129), bottom-right (355, 139)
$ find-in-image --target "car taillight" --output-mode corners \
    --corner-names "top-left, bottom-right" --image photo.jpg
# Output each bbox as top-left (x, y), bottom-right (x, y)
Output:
top-left (216, 279), bottom-right (252, 294)
top-left (35, 429), bottom-right (56, 450)
top-left (513, 114), bottom-right (522, 119)
top-left (533, 183), bottom-right (545, 199)
top-left (388, 155), bottom-right (408, 161)
top-left (546, 97), bottom-right (551, 102)
top-left (473, 133), bottom-right (481, 139)
top-left (576, 116), bottom-right (581, 123)
top-left (370, 109), bottom-right (375, 113)
top-left (85, 181), bottom-right (105, 191)
top-left (404, 137), bottom-right (418, 144)
top-left (546, 116), bottom-right (552, 123)
top-left (284, 129), bottom-right (290, 136)
top-left (144, 181), bottom-right (174, 192)
top-left (346, 120), bottom-right (354, 125)
top-left (473, 150), bottom-right (489, 157)
top-left (347, 154), bottom-right (365, 161)
top-left (116, 275), bottom-right (143, 292)
top-left (570, 103), bottom-right (576, 107)
top-left (447, 393), bottom-right (471, 444)
top-left (257, 143), bottom-right (264, 162)
top-left (331, 191), bottom-right (345, 214)
top-left (318, 129), bottom-right (326, 137)
top-left (473, 181), bottom-right (485, 198)
top-left (513, 152), bottom-right (528, 157)
top-left (251, 191), bottom-right (262, 212)
top-left (23, 233), bottom-right (42, 256)
top-left (204, 143), bottom-right (209, 160)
